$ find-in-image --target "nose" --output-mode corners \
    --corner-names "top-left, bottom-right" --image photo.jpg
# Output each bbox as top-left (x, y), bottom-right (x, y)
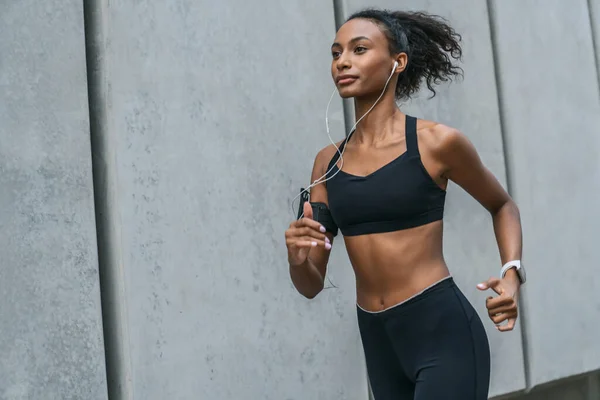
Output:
top-left (336, 54), bottom-right (351, 71)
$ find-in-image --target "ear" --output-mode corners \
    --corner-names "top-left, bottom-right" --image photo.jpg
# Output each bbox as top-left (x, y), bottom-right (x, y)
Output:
top-left (395, 53), bottom-right (409, 73)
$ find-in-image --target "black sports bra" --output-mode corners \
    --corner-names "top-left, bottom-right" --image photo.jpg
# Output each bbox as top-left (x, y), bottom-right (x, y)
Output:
top-left (325, 115), bottom-right (446, 236)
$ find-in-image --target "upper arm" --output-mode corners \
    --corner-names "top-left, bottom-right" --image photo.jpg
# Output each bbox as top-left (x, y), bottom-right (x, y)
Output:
top-left (306, 146), bottom-right (337, 278)
top-left (436, 127), bottom-right (511, 213)
top-left (308, 148), bottom-right (331, 207)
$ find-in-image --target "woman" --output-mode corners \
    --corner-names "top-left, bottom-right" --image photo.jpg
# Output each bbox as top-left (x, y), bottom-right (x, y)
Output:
top-left (285, 8), bottom-right (524, 400)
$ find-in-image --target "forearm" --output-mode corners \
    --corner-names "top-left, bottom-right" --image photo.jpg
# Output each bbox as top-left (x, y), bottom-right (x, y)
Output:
top-left (289, 257), bottom-right (325, 299)
top-left (492, 199), bottom-right (522, 266)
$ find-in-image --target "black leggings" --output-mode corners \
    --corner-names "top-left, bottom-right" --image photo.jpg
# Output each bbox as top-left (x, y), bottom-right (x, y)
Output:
top-left (357, 277), bottom-right (490, 400)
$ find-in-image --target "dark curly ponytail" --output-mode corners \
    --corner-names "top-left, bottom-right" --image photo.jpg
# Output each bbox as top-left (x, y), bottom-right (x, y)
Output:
top-left (347, 8), bottom-right (463, 100)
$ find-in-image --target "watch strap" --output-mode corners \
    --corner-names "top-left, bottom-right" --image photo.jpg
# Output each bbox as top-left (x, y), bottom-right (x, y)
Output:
top-left (501, 260), bottom-right (525, 284)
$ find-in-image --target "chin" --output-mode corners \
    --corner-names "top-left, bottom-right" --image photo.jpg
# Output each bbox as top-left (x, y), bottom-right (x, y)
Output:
top-left (337, 86), bottom-right (361, 99)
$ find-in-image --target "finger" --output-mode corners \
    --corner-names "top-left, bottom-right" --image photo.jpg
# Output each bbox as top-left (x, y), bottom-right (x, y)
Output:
top-left (298, 236), bottom-right (330, 249)
top-left (298, 226), bottom-right (329, 242)
top-left (486, 294), bottom-right (514, 310)
top-left (295, 217), bottom-right (327, 233)
top-left (288, 240), bottom-right (319, 249)
top-left (490, 311), bottom-right (517, 325)
top-left (497, 317), bottom-right (517, 332)
top-left (476, 277), bottom-right (499, 290)
top-left (487, 303), bottom-right (518, 317)
top-left (490, 312), bottom-right (509, 324)
top-left (293, 237), bottom-right (331, 250)
top-left (288, 227), bottom-right (329, 243)
top-left (477, 277), bottom-right (504, 295)
top-left (303, 201), bottom-right (313, 220)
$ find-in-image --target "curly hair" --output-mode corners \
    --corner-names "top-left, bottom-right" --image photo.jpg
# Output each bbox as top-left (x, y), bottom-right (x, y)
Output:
top-left (347, 8), bottom-right (463, 100)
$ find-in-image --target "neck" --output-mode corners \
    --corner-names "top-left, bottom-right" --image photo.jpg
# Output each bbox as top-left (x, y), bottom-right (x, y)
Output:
top-left (351, 90), bottom-right (403, 145)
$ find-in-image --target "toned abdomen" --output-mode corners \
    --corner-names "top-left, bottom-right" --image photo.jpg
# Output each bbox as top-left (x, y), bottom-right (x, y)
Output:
top-left (344, 220), bottom-right (450, 311)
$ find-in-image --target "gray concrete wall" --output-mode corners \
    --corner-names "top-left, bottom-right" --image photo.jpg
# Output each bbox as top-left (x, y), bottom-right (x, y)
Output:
top-left (3, 0), bottom-right (600, 399)
top-left (490, 0), bottom-right (600, 390)
top-left (87, 0), bottom-right (367, 398)
top-left (340, 0), bottom-right (526, 397)
top-left (0, 1), bottom-right (108, 399)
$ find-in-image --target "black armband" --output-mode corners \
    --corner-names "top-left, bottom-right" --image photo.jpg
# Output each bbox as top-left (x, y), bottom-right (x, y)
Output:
top-left (296, 188), bottom-right (339, 237)
top-left (310, 202), bottom-right (339, 237)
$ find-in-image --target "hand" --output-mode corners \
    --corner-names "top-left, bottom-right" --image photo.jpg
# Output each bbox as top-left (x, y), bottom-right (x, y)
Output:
top-left (285, 201), bottom-right (331, 267)
top-left (477, 274), bottom-right (520, 332)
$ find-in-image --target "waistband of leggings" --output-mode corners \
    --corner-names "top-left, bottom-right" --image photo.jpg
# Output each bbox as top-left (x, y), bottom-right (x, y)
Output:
top-left (356, 275), bottom-right (454, 315)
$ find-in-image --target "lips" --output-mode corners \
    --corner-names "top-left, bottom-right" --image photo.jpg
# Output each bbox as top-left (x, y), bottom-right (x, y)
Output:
top-left (336, 75), bottom-right (358, 85)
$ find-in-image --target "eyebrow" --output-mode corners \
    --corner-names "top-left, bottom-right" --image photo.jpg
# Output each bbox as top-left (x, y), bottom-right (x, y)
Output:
top-left (331, 36), bottom-right (372, 49)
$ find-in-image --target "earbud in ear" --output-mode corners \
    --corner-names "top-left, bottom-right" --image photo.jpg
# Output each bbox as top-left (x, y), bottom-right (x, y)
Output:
top-left (392, 61), bottom-right (399, 72)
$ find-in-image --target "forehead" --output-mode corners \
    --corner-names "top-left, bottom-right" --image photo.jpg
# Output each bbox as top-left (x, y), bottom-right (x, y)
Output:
top-left (333, 18), bottom-right (387, 45)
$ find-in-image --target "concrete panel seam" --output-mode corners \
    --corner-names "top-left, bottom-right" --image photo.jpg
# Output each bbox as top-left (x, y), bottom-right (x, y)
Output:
top-left (587, 0), bottom-right (600, 97)
top-left (332, 0), bottom-right (355, 137)
top-left (332, 4), bottom-right (370, 397)
top-left (486, 0), bottom-right (532, 393)
top-left (332, 4), bottom-right (370, 398)
top-left (83, 0), bottom-right (134, 399)
top-left (331, 2), bottom-right (372, 395)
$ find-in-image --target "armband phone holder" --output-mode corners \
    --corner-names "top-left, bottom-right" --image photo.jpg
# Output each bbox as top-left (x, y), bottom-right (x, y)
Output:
top-left (297, 188), bottom-right (339, 237)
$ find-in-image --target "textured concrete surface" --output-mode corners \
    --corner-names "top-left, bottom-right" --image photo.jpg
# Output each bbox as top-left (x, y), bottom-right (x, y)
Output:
top-left (0, 1), bottom-right (108, 399)
top-left (340, 1), bottom-right (526, 397)
top-left (490, 0), bottom-right (600, 389)
top-left (88, 0), bottom-right (367, 398)
top-left (3, 0), bottom-right (600, 398)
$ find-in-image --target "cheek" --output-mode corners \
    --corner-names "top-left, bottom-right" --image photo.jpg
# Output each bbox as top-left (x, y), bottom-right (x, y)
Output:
top-left (358, 54), bottom-right (388, 78)
top-left (365, 61), bottom-right (394, 89)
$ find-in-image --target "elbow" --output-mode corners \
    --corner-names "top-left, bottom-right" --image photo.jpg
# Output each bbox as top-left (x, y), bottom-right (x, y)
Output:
top-left (505, 199), bottom-right (520, 217)
top-left (491, 198), bottom-right (520, 217)
top-left (490, 200), bottom-right (521, 229)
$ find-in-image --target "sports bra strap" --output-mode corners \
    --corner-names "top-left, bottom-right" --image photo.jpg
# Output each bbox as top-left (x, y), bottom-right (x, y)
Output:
top-left (327, 137), bottom-right (349, 173)
top-left (405, 115), bottom-right (420, 157)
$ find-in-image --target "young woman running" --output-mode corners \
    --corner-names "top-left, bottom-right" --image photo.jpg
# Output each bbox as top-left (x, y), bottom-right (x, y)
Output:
top-left (285, 8), bottom-right (525, 400)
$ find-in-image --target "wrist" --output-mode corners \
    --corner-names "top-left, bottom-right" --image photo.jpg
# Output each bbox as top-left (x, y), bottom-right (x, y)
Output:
top-left (503, 267), bottom-right (521, 286)
top-left (501, 259), bottom-right (526, 285)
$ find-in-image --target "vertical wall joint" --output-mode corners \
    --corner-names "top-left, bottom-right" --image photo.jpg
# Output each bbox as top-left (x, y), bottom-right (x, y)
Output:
top-left (485, 0), bottom-right (531, 392)
top-left (83, 0), bottom-right (132, 399)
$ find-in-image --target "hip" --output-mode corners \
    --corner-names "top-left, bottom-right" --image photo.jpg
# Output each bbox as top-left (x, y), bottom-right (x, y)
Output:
top-left (356, 277), bottom-right (488, 347)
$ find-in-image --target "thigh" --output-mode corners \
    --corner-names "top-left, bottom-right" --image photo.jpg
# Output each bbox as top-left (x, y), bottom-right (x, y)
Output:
top-left (357, 308), bottom-right (415, 400)
top-left (413, 290), bottom-right (490, 400)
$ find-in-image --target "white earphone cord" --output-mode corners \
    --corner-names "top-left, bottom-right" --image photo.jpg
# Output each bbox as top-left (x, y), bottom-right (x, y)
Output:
top-left (291, 61), bottom-right (399, 218)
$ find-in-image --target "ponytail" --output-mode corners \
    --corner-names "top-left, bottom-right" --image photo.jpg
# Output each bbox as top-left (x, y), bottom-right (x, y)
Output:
top-left (347, 9), bottom-right (463, 100)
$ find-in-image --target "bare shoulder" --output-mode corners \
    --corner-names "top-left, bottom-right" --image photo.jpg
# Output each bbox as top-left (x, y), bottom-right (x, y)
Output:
top-left (416, 119), bottom-right (471, 158)
top-left (309, 141), bottom-right (345, 202)
top-left (314, 140), bottom-right (345, 173)
top-left (416, 119), bottom-right (464, 150)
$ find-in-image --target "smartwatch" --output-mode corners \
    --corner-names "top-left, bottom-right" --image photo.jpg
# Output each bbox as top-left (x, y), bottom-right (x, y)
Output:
top-left (500, 260), bottom-right (526, 284)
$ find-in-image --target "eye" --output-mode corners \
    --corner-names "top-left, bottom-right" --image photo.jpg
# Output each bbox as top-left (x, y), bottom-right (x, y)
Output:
top-left (355, 46), bottom-right (367, 53)
top-left (331, 51), bottom-right (341, 59)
